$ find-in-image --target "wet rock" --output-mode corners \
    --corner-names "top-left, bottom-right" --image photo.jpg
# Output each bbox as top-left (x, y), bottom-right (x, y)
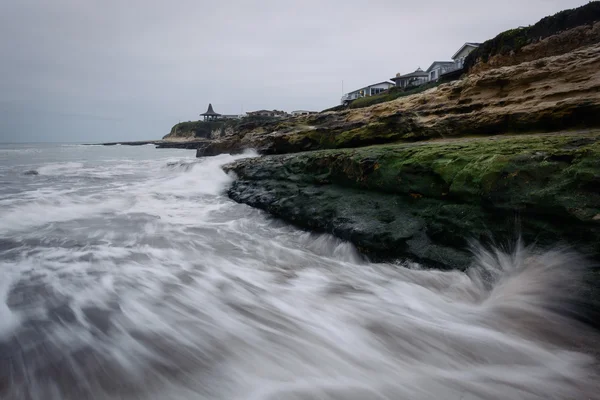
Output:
top-left (224, 132), bottom-right (600, 268)
top-left (23, 170), bottom-right (38, 175)
top-left (155, 140), bottom-right (209, 149)
top-left (228, 179), bottom-right (472, 269)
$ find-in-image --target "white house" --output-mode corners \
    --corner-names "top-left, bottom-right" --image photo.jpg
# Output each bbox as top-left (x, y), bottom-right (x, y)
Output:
top-left (397, 43), bottom-right (481, 86)
top-left (452, 42), bottom-right (480, 69)
top-left (291, 110), bottom-right (317, 116)
top-left (341, 81), bottom-right (395, 105)
top-left (426, 61), bottom-right (456, 82)
top-left (390, 68), bottom-right (429, 89)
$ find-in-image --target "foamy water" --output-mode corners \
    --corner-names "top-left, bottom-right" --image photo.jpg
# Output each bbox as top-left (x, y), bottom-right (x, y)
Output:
top-left (0, 143), bottom-right (598, 400)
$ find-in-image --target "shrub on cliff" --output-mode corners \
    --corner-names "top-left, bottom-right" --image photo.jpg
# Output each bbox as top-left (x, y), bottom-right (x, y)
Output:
top-left (321, 104), bottom-right (347, 113)
top-left (165, 120), bottom-right (235, 139)
top-left (237, 115), bottom-right (282, 131)
top-left (348, 82), bottom-right (441, 109)
top-left (466, 1), bottom-right (600, 70)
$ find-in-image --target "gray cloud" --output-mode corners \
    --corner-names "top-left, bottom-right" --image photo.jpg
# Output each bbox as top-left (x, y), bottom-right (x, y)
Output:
top-left (0, 0), bottom-right (590, 142)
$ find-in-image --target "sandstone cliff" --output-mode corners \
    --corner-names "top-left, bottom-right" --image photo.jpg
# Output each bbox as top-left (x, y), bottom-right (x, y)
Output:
top-left (470, 21), bottom-right (600, 73)
top-left (198, 41), bottom-right (600, 157)
top-left (201, 6), bottom-right (600, 269)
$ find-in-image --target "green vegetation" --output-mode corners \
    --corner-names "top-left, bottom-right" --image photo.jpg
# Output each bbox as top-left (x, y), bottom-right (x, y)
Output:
top-left (272, 98), bottom-right (600, 155)
top-left (320, 83), bottom-right (444, 113)
top-left (165, 115), bottom-right (299, 142)
top-left (235, 115), bottom-right (281, 131)
top-left (465, 1), bottom-right (600, 69)
top-left (248, 133), bottom-right (600, 220)
top-left (348, 82), bottom-right (442, 109)
top-left (166, 117), bottom-right (271, 139)
top-left (225, 132), bottom-right (600, 267)
top-left (166, 120), bottom-right (229, 139)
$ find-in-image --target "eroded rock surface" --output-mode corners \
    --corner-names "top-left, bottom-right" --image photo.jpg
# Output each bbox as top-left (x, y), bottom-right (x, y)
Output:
top-left (224, 131), bottom-right (600, 268)
top-left (198, 43), bottom-right (600, 157)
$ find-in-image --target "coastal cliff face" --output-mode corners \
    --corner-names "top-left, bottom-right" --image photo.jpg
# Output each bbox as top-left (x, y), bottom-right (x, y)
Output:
top-left (163, 120), bottom-right (239, 140)
top-left (198, 41), bottom-right (600, 157)
top-left (469, 21), bottom-right (600, 73)
top-left (207, 10), bottom-right (600, 268)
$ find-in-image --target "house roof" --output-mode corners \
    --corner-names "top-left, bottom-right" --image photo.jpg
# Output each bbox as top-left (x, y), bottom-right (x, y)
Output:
top-left (451, 42), bottom-right (481, 59)
top-left (247, 110), bottom-right (271, 114)
top-left (366, 81), bottom-right (395, 87)
top-left (200, 103), bottom-right (221, 116)
top-left (425, 61), bottom-right (455, 72)
top-left (391, 68), bottom-right (428, 80)
top-left (248, 109), bottom-right (287, 114)
top-left (347, 81), bottom-right (394, 95)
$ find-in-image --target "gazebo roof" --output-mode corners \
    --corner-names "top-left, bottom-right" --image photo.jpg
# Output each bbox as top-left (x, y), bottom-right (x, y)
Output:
top-left (201, 103), bottom-right (221, 116)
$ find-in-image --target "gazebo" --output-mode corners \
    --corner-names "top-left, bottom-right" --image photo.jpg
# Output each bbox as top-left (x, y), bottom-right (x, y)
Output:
top-left (200, 103), bottom-right (221, 121)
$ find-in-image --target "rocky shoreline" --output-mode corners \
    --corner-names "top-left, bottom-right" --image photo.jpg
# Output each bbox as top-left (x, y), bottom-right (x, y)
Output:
top-left (223, 131), bottom-right (600, 268)
top-left (89, 139), bottom-right (210, 149)
top-left (187, 40), bottom-right (600, 159)
top-left (217, 44), bottom-right (600, 267)
top-left (161, 10), bottom-right (600, 269)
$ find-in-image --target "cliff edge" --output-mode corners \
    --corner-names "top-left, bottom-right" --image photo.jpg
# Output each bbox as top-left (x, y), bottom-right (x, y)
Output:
top-left (212, 4), bottom-right (600, 268)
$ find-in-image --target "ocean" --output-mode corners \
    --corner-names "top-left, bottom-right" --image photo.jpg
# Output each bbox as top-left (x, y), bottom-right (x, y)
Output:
top-left (0, 143), bottom-right (598, 399)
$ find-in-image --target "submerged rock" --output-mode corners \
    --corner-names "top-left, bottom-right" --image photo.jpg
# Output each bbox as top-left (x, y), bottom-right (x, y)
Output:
top-left (23, 170), bottom-right (39, 176)
top-left (224, 131), bottom-right (600, 268)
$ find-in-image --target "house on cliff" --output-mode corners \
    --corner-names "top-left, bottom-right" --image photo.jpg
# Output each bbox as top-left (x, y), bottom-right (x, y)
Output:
top-left (390, 68), bottom-right (429, 88)
top-left (452, 42), bottom-right (480, 69)
top-left (340, 81), bottom-right (395, 105)
top-left (394, 42), bottom-right (481, 86)
top-left (437, 42), bottom-right (481, 81)
top-left (246, 110), bottom-right (288, 118)
top-left (291, 110), bottom-right (318, 116)
top-left (426, 61), bottom-right (456, 82)
top-left (337, 42), bottom-right (480, 105)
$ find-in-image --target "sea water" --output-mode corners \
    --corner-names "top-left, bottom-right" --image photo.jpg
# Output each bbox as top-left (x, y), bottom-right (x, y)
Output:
top-left (0, 143), bottom-right (598, 399)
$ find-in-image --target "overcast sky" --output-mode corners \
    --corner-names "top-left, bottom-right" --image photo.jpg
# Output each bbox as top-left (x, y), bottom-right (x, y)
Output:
top-left (0, 0), bottom-right (590, 143)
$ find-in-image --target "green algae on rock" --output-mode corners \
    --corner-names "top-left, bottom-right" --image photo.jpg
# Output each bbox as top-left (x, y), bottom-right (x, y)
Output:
top-left (224, 131), bottom-right (600, 268)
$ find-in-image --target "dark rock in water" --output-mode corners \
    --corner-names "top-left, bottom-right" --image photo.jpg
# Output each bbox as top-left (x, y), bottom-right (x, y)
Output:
top-left (95, 140), bottom-right (158, 146)
top-left (228, 179), bottom-right (472, 269)
top-left (224, 131), bottom-right (600, 268)
top-left (196, 140), bottom-right (245, 157)
top-left (23, 170), bottom-right (39, 176)
top-left (86, 139), bottom-right (210, 149)
top-left (156, 140), bottom-right (210, 149)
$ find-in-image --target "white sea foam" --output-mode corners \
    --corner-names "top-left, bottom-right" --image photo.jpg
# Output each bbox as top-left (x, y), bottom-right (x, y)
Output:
top-left (0, 146), bottom-right (598, 400)
top-left (37, 161), bottom-right (85, 175)
top-left (0, 196), bottom-right (131, 233)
